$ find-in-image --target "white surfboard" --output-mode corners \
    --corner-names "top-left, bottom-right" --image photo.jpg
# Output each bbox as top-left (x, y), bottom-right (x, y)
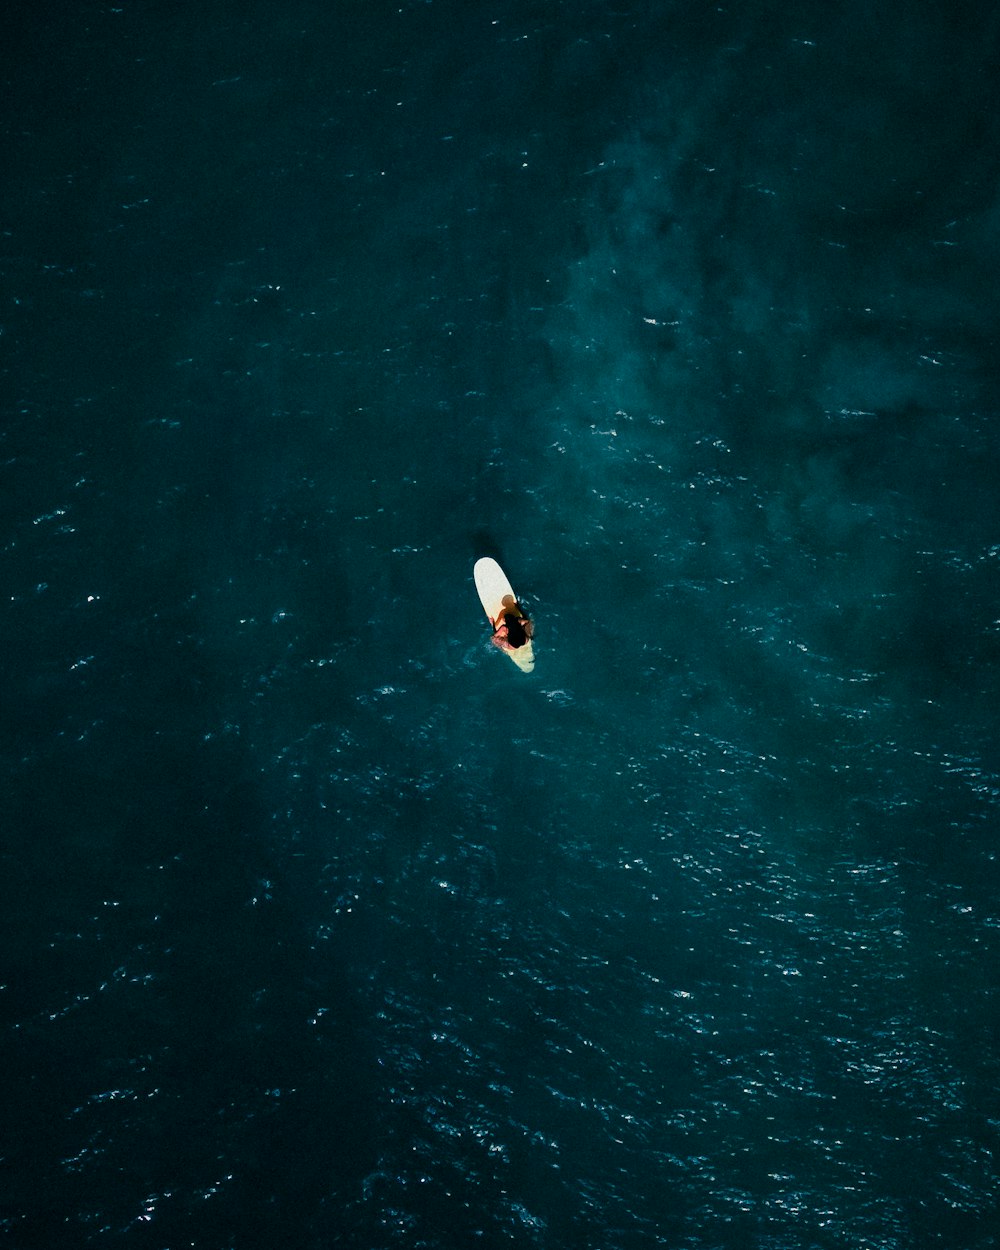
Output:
top-left (473, 557), bottom-right (535, 672)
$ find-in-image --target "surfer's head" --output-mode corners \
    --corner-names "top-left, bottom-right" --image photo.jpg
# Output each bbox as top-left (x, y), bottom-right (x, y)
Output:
top-left (505, 613), bottom-right (527, 648)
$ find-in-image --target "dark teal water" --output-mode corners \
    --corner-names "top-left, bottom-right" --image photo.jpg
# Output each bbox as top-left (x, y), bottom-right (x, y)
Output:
top-left (4, 2), bottom-right (1000, 1246)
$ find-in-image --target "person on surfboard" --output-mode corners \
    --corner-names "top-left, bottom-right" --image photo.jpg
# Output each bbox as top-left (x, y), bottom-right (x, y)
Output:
top-left (491, 594), bottom-right (533, 652)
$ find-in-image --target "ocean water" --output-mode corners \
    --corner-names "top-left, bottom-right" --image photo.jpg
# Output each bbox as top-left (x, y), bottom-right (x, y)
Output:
top-left (3, 1), bottom-right (1000, 1246)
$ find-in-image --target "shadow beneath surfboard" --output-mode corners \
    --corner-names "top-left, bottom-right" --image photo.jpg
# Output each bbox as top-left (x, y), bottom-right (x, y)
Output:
top-left (469, 528), bottom-right (506, 566)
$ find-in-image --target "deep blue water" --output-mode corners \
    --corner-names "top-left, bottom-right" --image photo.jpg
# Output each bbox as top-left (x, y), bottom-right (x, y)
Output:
top-left (3, 2), bottom-right (1000, 1247)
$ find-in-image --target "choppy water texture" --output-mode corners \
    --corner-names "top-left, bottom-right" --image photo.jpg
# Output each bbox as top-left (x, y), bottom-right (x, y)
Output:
top-left (3, 1), bottom-right (1000, 1246)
